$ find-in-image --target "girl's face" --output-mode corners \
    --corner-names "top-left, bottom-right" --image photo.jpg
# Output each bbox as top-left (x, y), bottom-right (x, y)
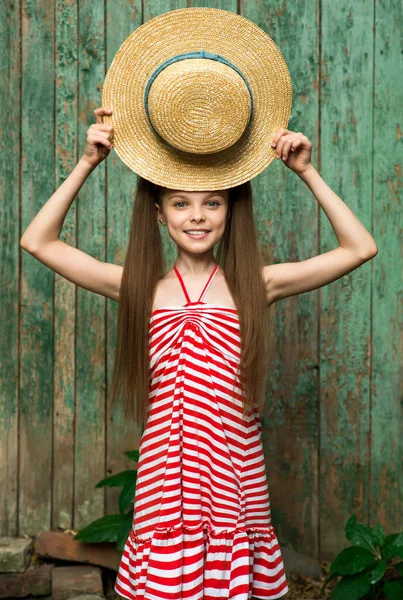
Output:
top-left (155, 189), bottom-right (230, 253)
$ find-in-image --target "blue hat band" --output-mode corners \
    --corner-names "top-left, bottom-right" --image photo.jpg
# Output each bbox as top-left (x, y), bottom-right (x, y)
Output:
top-left (144, 50), bottom-right (254, 146)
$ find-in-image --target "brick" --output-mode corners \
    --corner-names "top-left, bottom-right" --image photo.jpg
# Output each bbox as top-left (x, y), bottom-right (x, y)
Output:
top-left (34, 531), bottom-right (121, 571)
top-left (0, 563), bottom-right (52, 598)
top-left (66, 596), bottom-right (104, 600)
top-left (52, 565), bottom-right (103, 600)
top-left (4, 597), bottom-right (52, 600)
top-left (0, 536), bottom-right (33, 573)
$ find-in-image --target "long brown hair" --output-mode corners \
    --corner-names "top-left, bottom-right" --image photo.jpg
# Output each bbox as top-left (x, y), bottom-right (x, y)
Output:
top-left (108, 176), bottom-right (269, 430)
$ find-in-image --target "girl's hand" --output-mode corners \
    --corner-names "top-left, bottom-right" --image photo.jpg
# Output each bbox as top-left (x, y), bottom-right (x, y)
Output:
top-left (81, 106), bottom-right (114, 167)
top-left (271, 128), bottom-right (312, 175)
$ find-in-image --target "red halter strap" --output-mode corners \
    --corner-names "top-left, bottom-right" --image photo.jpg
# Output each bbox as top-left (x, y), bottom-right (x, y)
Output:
top-left (174, 263), bottom-right (219, 304)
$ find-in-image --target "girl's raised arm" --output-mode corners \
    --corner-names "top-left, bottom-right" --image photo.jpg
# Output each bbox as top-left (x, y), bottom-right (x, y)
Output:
top-left (263, 129), bottom-right (378, 305)
top-left (20, 107), bottom-right (122, 302)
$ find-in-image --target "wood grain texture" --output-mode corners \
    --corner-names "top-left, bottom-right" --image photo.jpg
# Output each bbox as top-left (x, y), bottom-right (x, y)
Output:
top-left (242, 0), bottom-right (320, 559)
top-left (320, 0), bottom-right (374, 562)
top-left (74, 0), bottom-right (107, 530)
top-left (0, 0), bottom-right (21, 536)
top-left (53, 0), bottom-right (78, 533)
top-left (371, 0), bottom-right (402, 536)
top-left (19, 0), bottom-right (55, 535)
top-left (1, 0), bottom-right (401, 564)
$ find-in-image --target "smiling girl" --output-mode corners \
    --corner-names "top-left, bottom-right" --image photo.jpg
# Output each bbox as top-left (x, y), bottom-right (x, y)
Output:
top-left (20, 105), bottom-right (377, 600)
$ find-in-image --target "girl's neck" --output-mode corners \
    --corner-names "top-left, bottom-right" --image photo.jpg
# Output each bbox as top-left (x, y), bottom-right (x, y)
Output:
top-left (174, 255), bottom-right (218, 277)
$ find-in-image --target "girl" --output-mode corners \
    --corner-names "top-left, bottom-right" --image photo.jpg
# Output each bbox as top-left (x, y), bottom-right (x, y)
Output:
top-left (20, 106), bottom-right (378, 600)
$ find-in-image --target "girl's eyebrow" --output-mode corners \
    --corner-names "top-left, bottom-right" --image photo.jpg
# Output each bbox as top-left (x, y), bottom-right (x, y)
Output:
top-left (168, 192), bottom-right (224, 199)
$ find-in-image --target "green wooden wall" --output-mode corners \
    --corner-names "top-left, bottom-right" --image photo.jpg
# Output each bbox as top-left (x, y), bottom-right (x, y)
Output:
top-left (1, 0), bottom-right (401, 563)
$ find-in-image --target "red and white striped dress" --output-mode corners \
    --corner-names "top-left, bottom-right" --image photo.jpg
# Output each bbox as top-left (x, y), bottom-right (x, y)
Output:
top-left (115, 263), bottom-right (289, 600)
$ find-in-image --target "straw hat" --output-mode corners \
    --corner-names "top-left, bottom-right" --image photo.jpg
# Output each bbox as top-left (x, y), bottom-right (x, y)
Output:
top-left (101, 7), bottom-right (292, 191)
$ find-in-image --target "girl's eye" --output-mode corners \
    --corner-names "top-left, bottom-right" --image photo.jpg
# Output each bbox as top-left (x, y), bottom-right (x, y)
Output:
top-left (173, 201), bottom-right (220, 208)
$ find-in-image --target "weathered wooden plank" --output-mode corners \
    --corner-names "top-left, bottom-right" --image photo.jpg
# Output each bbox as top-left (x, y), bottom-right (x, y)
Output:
top-left (104, 0), bottom-right (143, 516)
top-left (371, 0), bottom-right (402, 533)
top-left (320, 0), bottom-right (374, 560)
top-left (242, 0), bottom-right (320, 559)
top-left (75, 0), bottom-right (107, 529)
top-left (53, 0), bottom-right (79, 531)
top-left (20, 0), bottom-right (55, 534)
top-left (0, 0), bottom-right (21, 536)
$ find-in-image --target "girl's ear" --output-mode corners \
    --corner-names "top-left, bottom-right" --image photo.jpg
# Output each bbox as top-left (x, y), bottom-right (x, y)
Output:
top-left (155, 202), bottom-right (167, 226)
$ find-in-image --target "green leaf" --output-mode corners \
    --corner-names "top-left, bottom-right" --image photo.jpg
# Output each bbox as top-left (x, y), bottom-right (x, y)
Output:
top-left (372, 522), bottom-right (386, 548)
top-left (367, 560), bottom-right (387, 584)
top-left (346, 523), bottom-right (378, 554)
top-left (384, 544), bottom-right (403, 561)
top-left (388, 533), bottom-right (403, 546)
top-left (382, 534), bottom-right (403, 561)
top-left (321, 570), bottom-right (341, 592)
top-left (393, 545), bottom-right (403, 559)
top-left (116, 511), bottom-right (134, 554)
top-left (330, 546), bottom-right (377, 575)
top-left (74, 514), bottom-right (126, 543)
top-left (383, 533), bottom-right (401, 548)
top-left (331, 571), bottom-right (371, 600)
top-left (394, 562), bottom-right (403, 576)
top-left (384, 578), bottom-right (403, 600)
top-left (95, 469), bottom-right (137, 489)
top-left (118, 474), bottom-right (137, 514)
top-left (125, 449), bottom-right (140, 462)
top-left (345, 514), bottom-right (358, 539)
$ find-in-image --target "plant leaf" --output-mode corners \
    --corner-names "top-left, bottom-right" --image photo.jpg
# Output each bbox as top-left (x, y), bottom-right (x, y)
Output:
top-left (389, 533), bottom-right (403, 546)
top-left (95, 470), bottom-right (137, 489)
top-left (372, 523), bottom-right (386, 548)
top-left (119, 474), bottom-right (137, 514)
top-left (116, 511), bottom-right (134, 554)
top-left (384, 578), bottom-right (403, 600)
top-left (331, 571), bottom-right (371, 600)
top-left (125, 449), bottom-right (140, 462)
top-left (382, 534), bottom-right (403, 561)
top-left (394, 562), bottom-right (403, 576)
top-left (383, 544), bottom-right (403, 561)
top-left (367, 560), bottom-right (387, 584)
top-left (383, 533), bottom-right (401, 548)
top-left (330, 546), bottom-right (377, 575)
top-left (345, 514), bottom-right (358, 539)
top-left (74, 514), bottom-right (125, 543)
top-left (346, 523), bottom-right (378, 554)
top-left (321, 570), bottom-right (341, 592)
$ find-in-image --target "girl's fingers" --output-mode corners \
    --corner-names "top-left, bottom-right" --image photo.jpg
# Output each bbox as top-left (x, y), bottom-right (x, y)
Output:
top-left (272, 127), bottom-right (290, 144)
top-left (94, 106), bottom-right (113, 124)
top-left (89, 128), bottom-right (114, 142)
top-left (275, 136), bottom-right (287, 158)
top-left (274, 134), bottom-right (302, 158)
top-left (89, 133), bottom-right (113, 149)
top-left (281, 139), bottom-right (293, 160)
top-left (91, 124), bottom-right (113, 133)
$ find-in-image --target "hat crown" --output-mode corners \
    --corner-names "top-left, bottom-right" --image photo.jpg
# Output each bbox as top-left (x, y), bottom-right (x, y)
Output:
top-left (144, 51), bottom-right (254, 155)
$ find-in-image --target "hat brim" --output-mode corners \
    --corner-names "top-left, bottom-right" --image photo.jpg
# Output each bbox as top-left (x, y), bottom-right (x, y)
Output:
top-left (101, 7), bottom-right (292, 191)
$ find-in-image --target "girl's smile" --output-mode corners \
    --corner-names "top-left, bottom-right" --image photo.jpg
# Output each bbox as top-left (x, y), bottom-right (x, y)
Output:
top-left (184, 229), bottom-right (210, 239)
